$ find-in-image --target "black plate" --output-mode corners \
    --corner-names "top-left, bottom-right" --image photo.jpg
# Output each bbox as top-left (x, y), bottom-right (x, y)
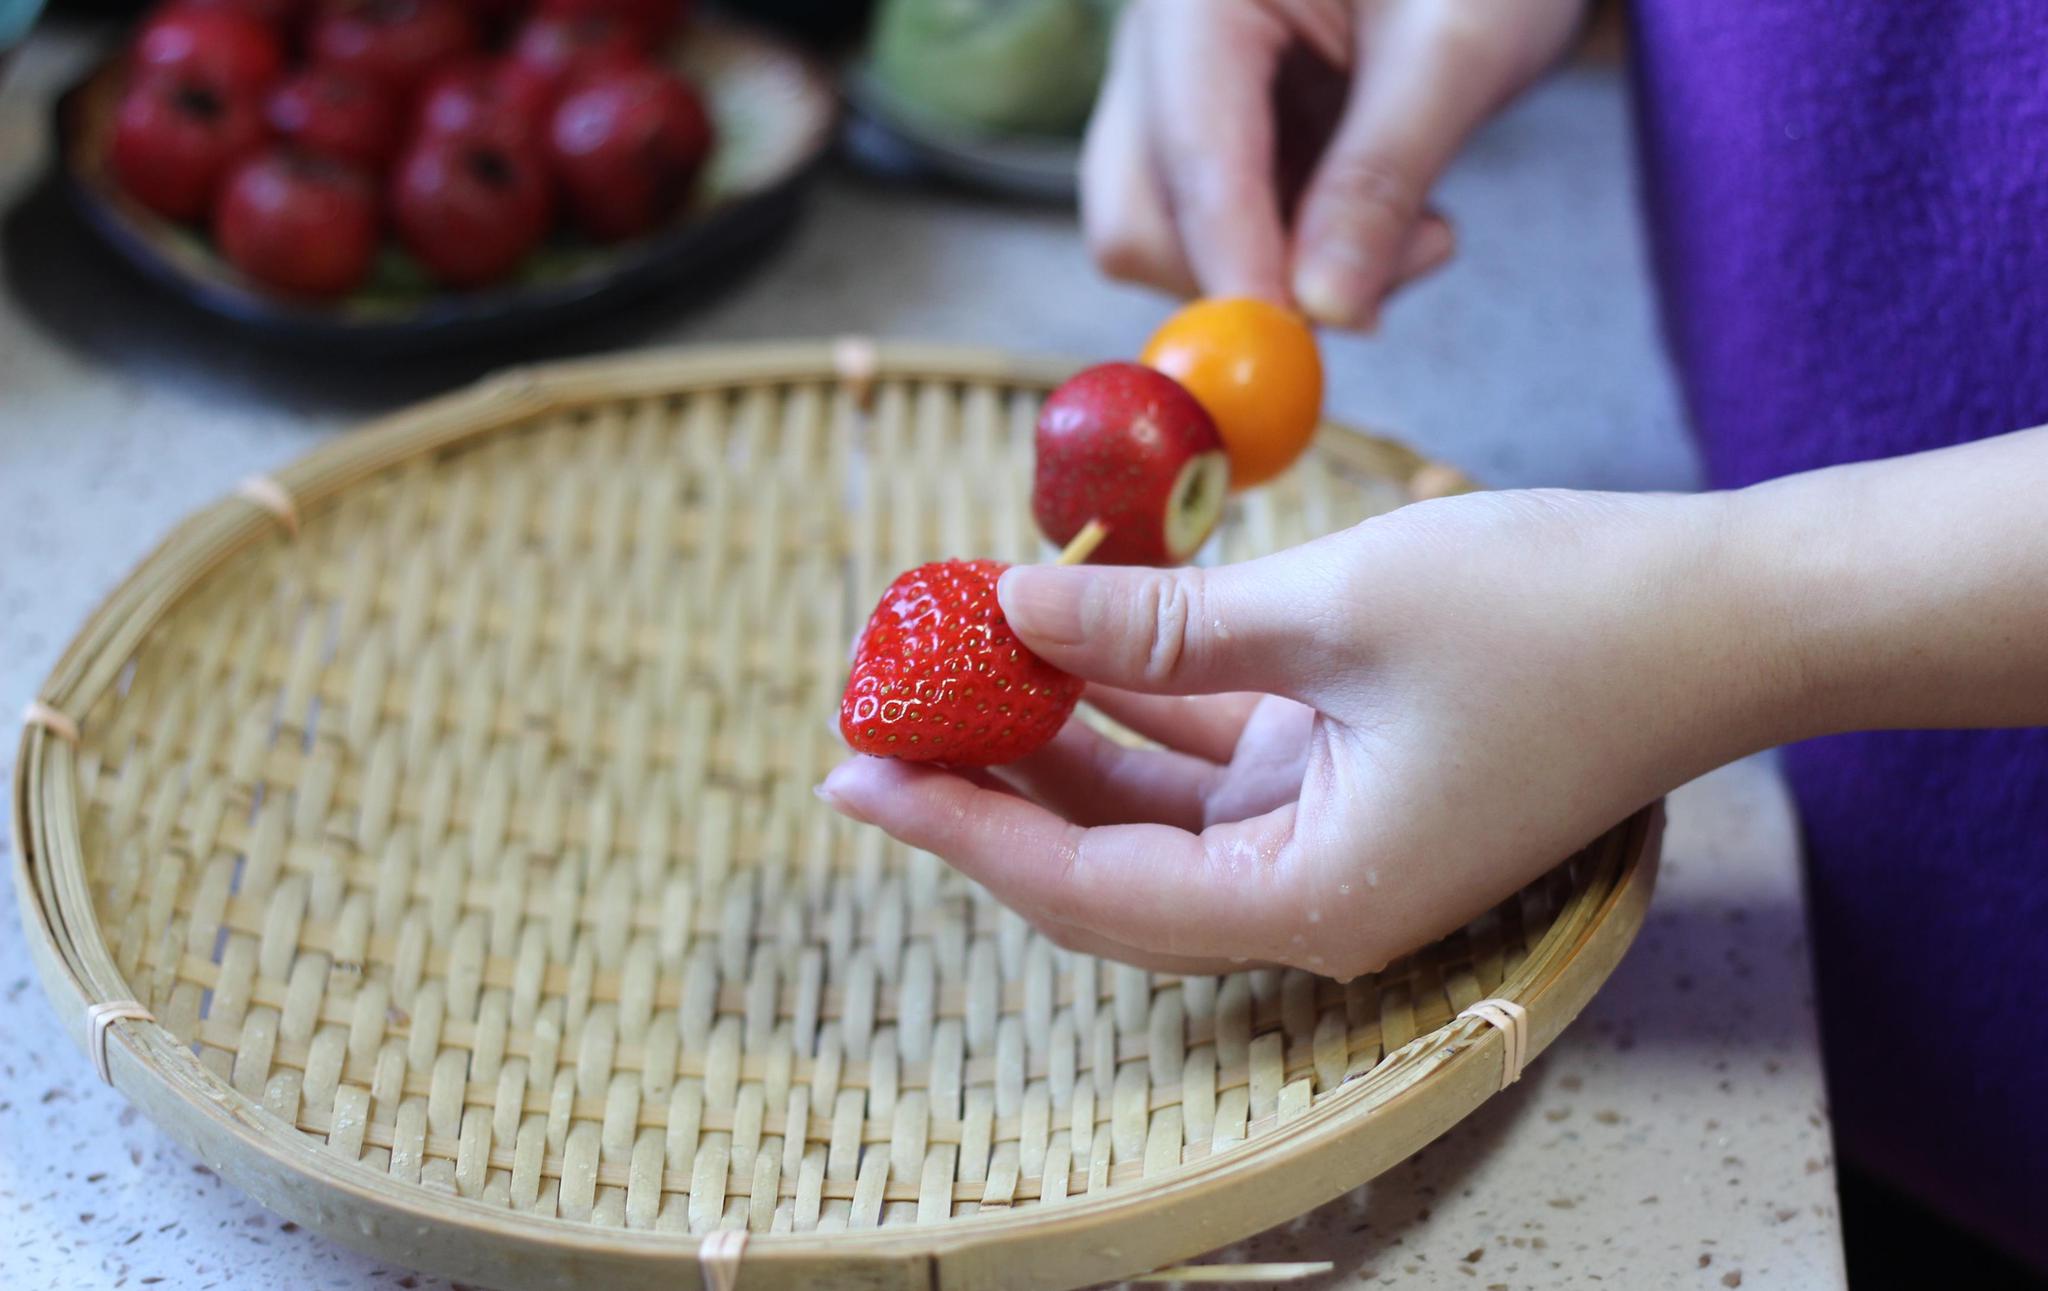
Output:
top-left (54, 18), bottom-right (838, 353)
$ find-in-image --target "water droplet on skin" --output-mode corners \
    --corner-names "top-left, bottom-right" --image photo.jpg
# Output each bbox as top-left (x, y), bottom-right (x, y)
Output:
top-left (1214, 619), bottom-right (1231, 640)
top-left (1365, 871), bottom-right (1381, 888)
top-left (1289, 933), bottom-right (1305, 946)
top-left (1338, 883), bottom-right (1352, 896)
top-left (1306, 909), bottom-right (1322, 924)
top-left (1229, 956), bottom-right (1248, 965)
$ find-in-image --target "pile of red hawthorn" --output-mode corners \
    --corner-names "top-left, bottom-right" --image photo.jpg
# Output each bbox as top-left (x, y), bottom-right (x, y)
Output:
top-left (109, 0), bottom-right (713, 297)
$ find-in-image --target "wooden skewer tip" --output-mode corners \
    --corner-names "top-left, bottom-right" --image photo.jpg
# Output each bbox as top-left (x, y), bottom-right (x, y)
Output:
top-left (1132, 1261), bottom-right (1338, 1284)
top-left (1055, 518), bottom-right (1109, 566)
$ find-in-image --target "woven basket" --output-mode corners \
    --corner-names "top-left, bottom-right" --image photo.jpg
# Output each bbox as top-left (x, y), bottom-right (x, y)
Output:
top-left (13, 343), bottom-right (1660, 1291)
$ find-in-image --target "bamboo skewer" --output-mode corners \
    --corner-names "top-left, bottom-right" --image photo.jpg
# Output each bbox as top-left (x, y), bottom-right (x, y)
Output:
top-left (1134, 1261), bottom-right (1338, 1283)
top-left (1054, 517), bottom-right (1110, 566)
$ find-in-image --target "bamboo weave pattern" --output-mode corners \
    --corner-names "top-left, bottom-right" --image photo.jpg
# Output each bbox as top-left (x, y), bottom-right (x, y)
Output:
top-left (58, 364), bottom-right (1584, 1238)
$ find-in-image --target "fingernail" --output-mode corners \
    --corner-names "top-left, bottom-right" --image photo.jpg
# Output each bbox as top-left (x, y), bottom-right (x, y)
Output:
top-left (1292, 246), bottom-right (1373, 331)
top-left (997, 565), bottom-right (1093, 647)
top-left (815, 764), bottom-right (871, 822)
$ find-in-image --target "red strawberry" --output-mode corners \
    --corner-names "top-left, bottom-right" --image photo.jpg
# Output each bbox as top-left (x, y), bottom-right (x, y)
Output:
top-left (840, 559), bottom-right (1081, 767)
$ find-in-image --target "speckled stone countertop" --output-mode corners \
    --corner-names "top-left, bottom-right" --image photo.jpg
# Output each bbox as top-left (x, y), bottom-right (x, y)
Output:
top-left (1, 25), bottom-right (1844, 1290)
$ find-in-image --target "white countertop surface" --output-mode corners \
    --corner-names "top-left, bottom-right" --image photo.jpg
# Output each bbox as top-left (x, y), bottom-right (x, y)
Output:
top-left (0, 25), bottom-right (1844, 1290)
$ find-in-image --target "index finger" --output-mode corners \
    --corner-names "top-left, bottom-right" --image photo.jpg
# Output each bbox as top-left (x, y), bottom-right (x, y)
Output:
top-left (1084, 686), bottom-right (1264, 763)
top-left (1080, 1), bottom-right (1199, 294)
top-left (1140, 0), bottom-right (1294, 301)
top-left (817, 756), bottom-right (1309, 961)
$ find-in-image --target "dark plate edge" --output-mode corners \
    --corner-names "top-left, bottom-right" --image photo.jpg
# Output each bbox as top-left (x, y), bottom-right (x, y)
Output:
top-left (49, 41), bottom-right (838, 354)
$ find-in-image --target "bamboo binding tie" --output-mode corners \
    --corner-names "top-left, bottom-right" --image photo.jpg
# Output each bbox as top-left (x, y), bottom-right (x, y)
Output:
top-left (1407, 461), bottom-right (1467, 501)
top-left (22, 700), bottom-right (79, 744)
top-left (85, 1000), bottom-right (157, 1085)
top-left (831, 335), bottom-right (880, 410)
top-left (1458, 998), bottom-right (1531, 1089)
top-left (236, 475), bottom-right (300, 537)
top-left (697, 1228), bottom-right (748, 1291)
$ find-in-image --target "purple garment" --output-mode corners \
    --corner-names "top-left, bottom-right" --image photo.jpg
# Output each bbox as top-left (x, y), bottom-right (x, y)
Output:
top-left (1629, 2), bottom-right (2048, 1267)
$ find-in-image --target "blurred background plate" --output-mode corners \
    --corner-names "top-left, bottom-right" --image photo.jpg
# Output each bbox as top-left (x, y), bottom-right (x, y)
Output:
top-left (841, 63), bottom-right (1077, 203)
top-left (52, 15), bottom-right (837, 353)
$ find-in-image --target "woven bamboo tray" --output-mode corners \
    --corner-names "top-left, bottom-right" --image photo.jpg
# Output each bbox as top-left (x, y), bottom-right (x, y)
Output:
top-left (14, 343), bottom-right (1660, 1291)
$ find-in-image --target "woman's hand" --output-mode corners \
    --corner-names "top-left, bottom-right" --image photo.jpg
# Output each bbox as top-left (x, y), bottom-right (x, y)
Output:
top-left (819, 486), bottom-right (1802, 978)
top-left (1082, 0), bottom-right (1587, 329)
top-left (819, 427), bottom-right (2048, 975)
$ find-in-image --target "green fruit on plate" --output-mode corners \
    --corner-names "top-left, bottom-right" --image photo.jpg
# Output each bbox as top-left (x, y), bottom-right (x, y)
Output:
top-left (867, 0), bottom-right (1121, 138)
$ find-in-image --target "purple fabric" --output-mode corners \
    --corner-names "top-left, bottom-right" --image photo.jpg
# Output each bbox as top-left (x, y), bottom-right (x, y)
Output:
top-left (1628, 2), bottom-right (2048, 1267)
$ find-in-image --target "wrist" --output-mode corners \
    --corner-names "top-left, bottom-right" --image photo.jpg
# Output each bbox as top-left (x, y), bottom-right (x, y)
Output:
top-left (1716, 431), bottom-right (2048, 737)
top-left (1642, 486), bottom-right (1827, 764)
top-left (1709, 469), bottom-right (1876, 747)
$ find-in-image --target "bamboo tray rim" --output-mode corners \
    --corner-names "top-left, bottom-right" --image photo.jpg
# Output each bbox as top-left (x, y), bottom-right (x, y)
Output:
top-left (14, 341), bottom-right (1660, 1281)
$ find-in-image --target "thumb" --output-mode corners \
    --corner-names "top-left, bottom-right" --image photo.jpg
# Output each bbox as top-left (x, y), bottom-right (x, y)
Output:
top-left (1289, 11), bottom-right (1531, 330)
top-left (997, 553), bottom-right (1338, 699)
